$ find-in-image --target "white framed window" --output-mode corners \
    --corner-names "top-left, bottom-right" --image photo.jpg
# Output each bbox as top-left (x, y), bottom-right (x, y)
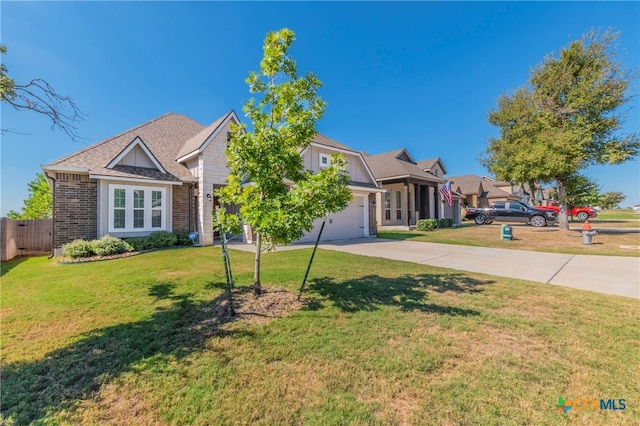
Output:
top-left (384, 191), bottom-right (391, 220)
top-left (319, 153), bottom-right (330, 168)
top-left (396, 190), bottom-right (402, 220)
top-left (108, 184), bottom-right (166, 232)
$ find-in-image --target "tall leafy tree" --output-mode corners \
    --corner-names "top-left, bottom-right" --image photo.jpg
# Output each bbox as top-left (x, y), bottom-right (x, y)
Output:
top-left (7, 173), bottom-right (53, 219)
top-left (598, 192), bottom-right (626, 209)
top-left (1, 45), bottom-right (84, 141)
top-left (484, 31), bottom-right (639, 229)
top-left (218, 29), bottom-right (352, 295)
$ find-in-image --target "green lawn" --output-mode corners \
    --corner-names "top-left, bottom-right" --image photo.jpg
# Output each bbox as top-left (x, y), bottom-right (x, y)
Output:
top-left (2, 248), bottom-right (639, 425)
top-left (596, 209), bottom-right (640, 220)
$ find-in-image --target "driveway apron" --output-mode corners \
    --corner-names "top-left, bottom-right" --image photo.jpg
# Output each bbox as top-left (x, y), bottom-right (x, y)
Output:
top-left (315, 238), bottom-right (640, 299)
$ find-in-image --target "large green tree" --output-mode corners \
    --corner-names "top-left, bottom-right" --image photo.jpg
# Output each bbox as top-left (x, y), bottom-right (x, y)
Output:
top-left (7, 173), bottom-right (53, 219)
top-left (1, 45), bottom-right (84, 141)
top-left (598, 191), bottom-right (626, 209)
top-left (218, 29), bottom-right (352, 294)
top-left (484, 31), bottom-right (639, 229)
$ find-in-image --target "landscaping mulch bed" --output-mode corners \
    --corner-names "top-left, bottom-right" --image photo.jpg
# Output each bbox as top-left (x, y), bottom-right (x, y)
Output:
top-left (56, 251), bottom-right (141, 264)
top-left (228, 285), bottom-right (305, 324)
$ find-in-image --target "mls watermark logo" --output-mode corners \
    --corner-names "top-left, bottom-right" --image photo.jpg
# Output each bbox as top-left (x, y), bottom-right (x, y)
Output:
top-left (556, 397), bottom-right (626, 414)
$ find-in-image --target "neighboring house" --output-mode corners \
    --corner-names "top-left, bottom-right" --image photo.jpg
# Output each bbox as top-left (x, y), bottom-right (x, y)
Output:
top-left (296, 134), bottom-right (382, 242)
top-left (488, 178), bottom-right (548, 205)
top-left (449, 174), bottom-right (520, 208)
top-left (43, 111), bottom-right (240, 253)
top-left (365, 149), bottom-right (452, 229)
top-left (43, 111), bottom-right (380, 253)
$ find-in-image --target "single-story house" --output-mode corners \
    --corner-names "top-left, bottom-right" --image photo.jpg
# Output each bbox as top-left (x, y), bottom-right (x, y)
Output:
top-left (364, 149), bottom-right (461, 229)
top-left (488, 178), bottom-right (549, 205)
top-left (449, 174), bottom-right (520, 208)
top-left (42, 111), bottom-right (381, 253)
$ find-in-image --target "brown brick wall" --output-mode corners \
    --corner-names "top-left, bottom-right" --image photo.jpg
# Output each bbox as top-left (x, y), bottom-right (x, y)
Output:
top-left (53, 173), bottom-right (98, 248)
top-left (172, 184), bottom-right (195, 233)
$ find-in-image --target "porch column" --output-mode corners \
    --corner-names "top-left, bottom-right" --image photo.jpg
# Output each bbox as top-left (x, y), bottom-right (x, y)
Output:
top-left (404, 180), bottom-right (410, 227)
top-left (416, 184), bottom-right (421, 221)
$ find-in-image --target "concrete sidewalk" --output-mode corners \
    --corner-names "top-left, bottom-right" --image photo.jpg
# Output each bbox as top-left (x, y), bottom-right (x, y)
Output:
top-left (230, 238), bottom-right (640, 299)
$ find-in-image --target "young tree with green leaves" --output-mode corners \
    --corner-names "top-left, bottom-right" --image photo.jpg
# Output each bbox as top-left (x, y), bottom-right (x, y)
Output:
top-left (218, 29), bottom-right (352, 295)
top-left (484, 30), bottom-right (639, 229)
top-left (7, 172), bottom-right (53, 219)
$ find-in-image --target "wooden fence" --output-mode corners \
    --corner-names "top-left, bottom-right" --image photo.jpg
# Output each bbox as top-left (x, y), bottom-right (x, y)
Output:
top-left (1, 218), bottom-right (52, 261)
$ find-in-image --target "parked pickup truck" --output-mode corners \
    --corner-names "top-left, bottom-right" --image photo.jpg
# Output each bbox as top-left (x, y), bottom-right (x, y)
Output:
top-left (534, 201), bottom-right (597, 222)
top-left (465, 201), bottom-right (557, 227)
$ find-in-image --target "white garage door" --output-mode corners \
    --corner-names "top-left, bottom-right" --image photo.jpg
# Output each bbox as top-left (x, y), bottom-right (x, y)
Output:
top-left (298, 196), bottom-right (365, 243)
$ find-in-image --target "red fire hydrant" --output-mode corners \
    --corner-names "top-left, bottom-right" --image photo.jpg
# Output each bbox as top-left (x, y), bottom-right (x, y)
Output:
top-left (581, 220), bottom-right (596, 245)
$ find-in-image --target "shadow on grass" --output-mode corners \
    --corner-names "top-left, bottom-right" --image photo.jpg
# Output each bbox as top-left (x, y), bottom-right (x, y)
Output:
top-left (0, 256), bottom-right (30, 277)
top-left (306, 273), bottom-right (492, 315)
top-left (1, 283), bottom-right (250, 425)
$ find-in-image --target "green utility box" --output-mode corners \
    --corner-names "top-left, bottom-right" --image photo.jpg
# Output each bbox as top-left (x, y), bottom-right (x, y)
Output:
top-left (501, 224), bottom-right (513, 240)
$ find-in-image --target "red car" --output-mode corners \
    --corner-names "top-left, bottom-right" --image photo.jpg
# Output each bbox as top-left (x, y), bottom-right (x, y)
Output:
top-left (534, 201), bottom-right (597, 222)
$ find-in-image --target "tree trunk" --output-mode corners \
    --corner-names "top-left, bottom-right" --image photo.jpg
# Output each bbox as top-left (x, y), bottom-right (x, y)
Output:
top-left (556, 178), bottom-right (569, 230)
top-left (253, 232), bottom-right (262, 295)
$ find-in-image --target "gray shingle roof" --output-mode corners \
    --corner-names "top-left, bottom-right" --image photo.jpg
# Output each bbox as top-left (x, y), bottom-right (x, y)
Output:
top-left (46, 113), bottom-right (206, 182)
top-left (449, 174), bottom-right (518, 199)
top-left (365, 149), bottom-right (442, 183)
top-left (311, 133), bottom-right (358, 152)
top-left (449, 174), bottom-right (484, 195)
top-left (175, 110), bottom-right (236, 160)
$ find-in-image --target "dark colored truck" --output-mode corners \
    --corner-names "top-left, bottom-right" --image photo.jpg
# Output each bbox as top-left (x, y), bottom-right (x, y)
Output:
top-left (534, 201), bottom-right (597, 222)
top-left (465, 201), bottom-right (557, 227)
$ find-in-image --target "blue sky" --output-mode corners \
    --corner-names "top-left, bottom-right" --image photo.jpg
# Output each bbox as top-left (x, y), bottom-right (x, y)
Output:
top-left (2, 1), bottom-right (639, 215)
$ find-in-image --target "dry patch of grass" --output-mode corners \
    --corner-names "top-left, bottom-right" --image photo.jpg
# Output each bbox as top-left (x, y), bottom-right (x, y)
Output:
top-left (381, 222), bottom-right (640, 256)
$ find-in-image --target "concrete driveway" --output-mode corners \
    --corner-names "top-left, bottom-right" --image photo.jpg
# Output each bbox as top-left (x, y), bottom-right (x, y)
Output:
top-left (231, 238), bottom-right (640, 299)
top-left (316, 238), bottom-right (640, 299)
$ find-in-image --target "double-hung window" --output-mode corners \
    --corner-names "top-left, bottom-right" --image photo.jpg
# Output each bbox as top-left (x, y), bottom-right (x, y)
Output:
top-left (384, 191), bottom-right (391, 220)
top-left (109, 184), bottom-right (166, 232)
top-left (113, 188), bottom-right (126, 229)
top-left (395, 191), bottom-right (402, 220)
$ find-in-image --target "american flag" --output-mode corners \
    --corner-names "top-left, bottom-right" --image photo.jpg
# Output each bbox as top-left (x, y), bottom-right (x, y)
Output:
top-left (440, 181), bottom-right (453, 206)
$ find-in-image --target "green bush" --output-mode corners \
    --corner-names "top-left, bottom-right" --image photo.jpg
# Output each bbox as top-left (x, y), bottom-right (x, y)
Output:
top-left (438, 218), bottom-right (453, 228)
top-left (174, 231), bottom-right (193, 246)
top-left (125, 237), bottom-right (153, 251)
top-left (90, 236), bottom-right (134, 256)
top-left (148, 231), bottom-right (178, 248)
top-left (62, 239), bottom-right (95, 258)
top-left (416, 219), bottom-right (438, 231)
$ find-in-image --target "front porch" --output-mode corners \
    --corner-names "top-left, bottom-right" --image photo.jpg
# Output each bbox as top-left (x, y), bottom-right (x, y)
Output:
top-left (376, 178), bottom-right (441, 228)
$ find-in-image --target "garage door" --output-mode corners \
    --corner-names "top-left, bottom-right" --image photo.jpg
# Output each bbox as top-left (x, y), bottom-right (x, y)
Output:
top-left (298, 196), bottom-right (365, 243)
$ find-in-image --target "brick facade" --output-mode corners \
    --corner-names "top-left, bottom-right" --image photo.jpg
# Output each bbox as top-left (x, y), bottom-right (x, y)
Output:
top-left (53, 173), bottom-right (97, 248)
top-left (172, 183), bottom-right (196, 233)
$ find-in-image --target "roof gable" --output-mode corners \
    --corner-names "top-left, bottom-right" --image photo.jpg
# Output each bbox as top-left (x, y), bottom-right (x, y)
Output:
top-left (395, 149), bottom-right (415, 163)
top-left (176, 110), bottom-right (239, 162)
top-left (365, 149), bottom-right (443, 183)
top-left (307, 133), bottom-right (379, 187)
top-left (107, 136), bottom-right (166, 173)
top-left (417, 157), bottom-right (447, 175)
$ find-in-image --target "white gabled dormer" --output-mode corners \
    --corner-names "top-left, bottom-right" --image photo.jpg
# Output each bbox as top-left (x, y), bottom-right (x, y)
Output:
top-left (107, 136), bottom-right (166, 172)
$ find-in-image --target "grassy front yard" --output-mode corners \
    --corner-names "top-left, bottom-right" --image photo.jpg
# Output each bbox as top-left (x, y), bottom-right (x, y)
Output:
top-left (380, 220), bottom-right (640, 257)
top-left (2, 247), bottom-right (639, 425)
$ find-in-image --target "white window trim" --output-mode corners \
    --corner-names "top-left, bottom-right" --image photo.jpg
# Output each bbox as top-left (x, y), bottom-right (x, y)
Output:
top-left (319, 153), bottom-right (331, 168)
top-left (108, 184), bottom-right (167, 233)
